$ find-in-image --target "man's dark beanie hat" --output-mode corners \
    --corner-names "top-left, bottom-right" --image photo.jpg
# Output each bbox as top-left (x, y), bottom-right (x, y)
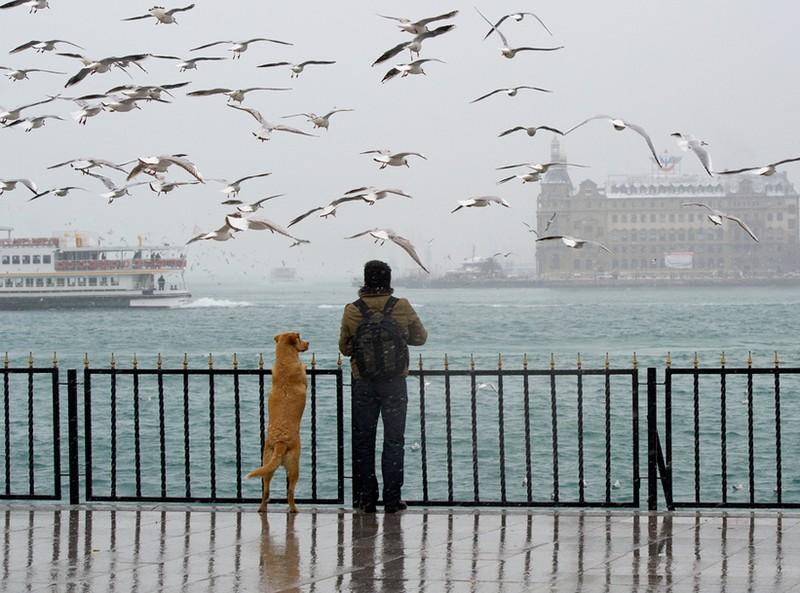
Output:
top-left (364, 260), bottom-right (392, 289)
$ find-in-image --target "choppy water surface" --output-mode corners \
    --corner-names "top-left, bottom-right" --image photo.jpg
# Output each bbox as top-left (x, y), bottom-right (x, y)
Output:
top-left (2, 282), bottom-right (799, 505)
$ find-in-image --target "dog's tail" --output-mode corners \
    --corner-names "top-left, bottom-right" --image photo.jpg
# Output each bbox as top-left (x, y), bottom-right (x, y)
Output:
top-left (245, 442), bottom-right (287, 480)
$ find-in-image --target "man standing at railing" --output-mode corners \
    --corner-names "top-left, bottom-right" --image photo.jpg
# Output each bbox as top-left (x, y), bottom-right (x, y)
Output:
top-left (339, 260), bottom-right (427, 513)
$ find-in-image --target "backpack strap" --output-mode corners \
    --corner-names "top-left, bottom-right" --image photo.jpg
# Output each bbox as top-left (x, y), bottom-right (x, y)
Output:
top-left (353, 298), bottom-right (370, 318)
top-left (382, 296), bottom-right (399, 315)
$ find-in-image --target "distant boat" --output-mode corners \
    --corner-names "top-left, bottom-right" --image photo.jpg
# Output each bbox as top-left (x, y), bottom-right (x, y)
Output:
top-left (270, 264), bottom-right (297, 282)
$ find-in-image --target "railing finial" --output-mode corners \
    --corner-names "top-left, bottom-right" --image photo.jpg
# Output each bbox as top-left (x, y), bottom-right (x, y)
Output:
top-left (110, 352), bottom-right (116, 369)
top-left (497, 353), bottom-right (503, 370)
top-left (28, 352), bottom-right (34, 368)
top-left (182, 352), bottom-right (188, 370)
top-left (419, 352), bottom-right (424, 370)
top-left (523, 352), bottom-right (528, 370)
top-left (82, 352), bottom-right (88, 369)
top-left (444, 353), bottom-right (449, 370)
top-left (52, 352), bottom-right (58, 368)
top-left (156, 353), bottom-right (162, 369)
top-left (604, 352), bottom-right (609, 370)
top-left (132, 353), bottom-right (138, 369)
top-left (666, 351), bottom-right (671, 369)
top-left (720, 351), bottom-right (726, 368)
top-left (232, 352), bottom-right (239, 370)
top-left (258, 352), bottom-right (265, 370)
top-left (576, 352), bottom-right (582, 370)
top-left (469, 353), bottom-right (475, 371)
top-left (632, 352), bottom-right (638, 369)
top-left (774, 351), bottom-right (780, 369)
top-left (549, 352), bottom-right (555, 370)
top-left (311, 352), bottom-right (316, 369)
top-left (693, 351), bottom-right (699, 369)
top-left (747, 351), bottom-right (752, 368)
top-left (336, 353), bottom-right (342, 368)
top-left (207, 353), bottom-right (213, 369)
top-left (2, 352), bottom-right (7, 369)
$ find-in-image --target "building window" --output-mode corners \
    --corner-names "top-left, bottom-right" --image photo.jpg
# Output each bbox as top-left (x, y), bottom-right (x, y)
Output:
top-left (1, 256), bottom-right (8, 265)
top-left (3, 279), bottom-right (11, 287)
top-left (32, 255), bottom-right (41, 264)
top-left (25, 278), bottom-right (33, 287)
top-left (35, 278), bottom-right (44, 288)
top-left (46, 278), bottom-right (54, 287)
top-left (11, 256), bottom-right (20, 264)
top-left (110, 277), bottom-right (120, 286)
top-left (14, 278), bottom-right (23, 287)
top-left (22, 255), bottom-right (31, 264)
top-left (100, 277), bottom-right (108, 286)
top-left (56, 278), bottom-right (65, 287)
top-left (88, 277), bottom-right (98, 287)
top-left (77, 277), bottom-right (87, 287)
top-left (42, 255), bottom-right (51, 264)
top-left (67, 278), bottom-right (76, 287)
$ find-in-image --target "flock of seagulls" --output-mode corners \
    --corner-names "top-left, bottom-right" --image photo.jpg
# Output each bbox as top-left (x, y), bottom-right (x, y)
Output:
top-left (1, 4), bottom-right (798, 272)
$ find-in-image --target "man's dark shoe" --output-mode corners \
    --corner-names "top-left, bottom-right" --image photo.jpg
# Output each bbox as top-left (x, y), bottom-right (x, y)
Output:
top-left (384, 500), bottom-right (407, 514)
top-left (358, 501), bottom-right (377, 513)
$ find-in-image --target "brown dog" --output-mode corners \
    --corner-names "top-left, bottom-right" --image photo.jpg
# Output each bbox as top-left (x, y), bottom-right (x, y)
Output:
top-left (246, 331), bottom-right (310, 513)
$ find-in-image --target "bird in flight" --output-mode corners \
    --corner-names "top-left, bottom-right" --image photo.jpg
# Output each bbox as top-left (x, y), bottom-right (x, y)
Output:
top-left (282, 109), bottom-right (354, 130)
top-left (377, 10), bottom-right (458, 35)
top-left (190, 38), bottom-right (292, 59)
top-left (227, 104), bottom-right (317, 142)
top-left (536, 235), bottom-right (614, 254)
top-left (498, 124), bottom-right (564, 138)
top-left (381, 58), bottom-right (445, 83)
top-left (470, 85), bottom-right (551, 104)
top-left (361, 150), bottom-right (427, 169)
top-left (566, 115), bottom-right (664, 168)
top-left (346, 228), bottom-right (429, 273)
top-left (122, 4), bottom-right (195, 25)
top-left (715, 157), bottom-right (800, 177)
top-left (671, 132), bottom-right (713, 176)
top-left (481, 11), bottom-right (553, 39)
top-left (476, 8), bottom-right (563, 59)
top-left (681, 202), bottom-right (759, 242)
top-left (257, 59), bottom-right (336, 78)
top-left (451, 195), bottom-right (510, 213)
top-left (372, 25), bottom-right (456, 66)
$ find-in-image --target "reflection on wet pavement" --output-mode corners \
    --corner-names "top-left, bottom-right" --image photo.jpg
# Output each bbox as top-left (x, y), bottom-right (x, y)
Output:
top-left (1, 508), bottom-right (799, 592)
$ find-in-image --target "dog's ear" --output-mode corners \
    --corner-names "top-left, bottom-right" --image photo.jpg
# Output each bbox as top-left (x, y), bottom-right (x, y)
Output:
top-left (274, 334), bottom-right (281, 343)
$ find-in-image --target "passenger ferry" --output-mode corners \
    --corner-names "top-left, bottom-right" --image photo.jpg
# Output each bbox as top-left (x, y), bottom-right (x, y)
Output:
top-left (0, 227), bottom-right (191, 309)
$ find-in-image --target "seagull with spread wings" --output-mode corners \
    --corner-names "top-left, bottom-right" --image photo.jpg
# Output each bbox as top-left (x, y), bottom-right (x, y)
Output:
top-left (227, 104), bottom-right (317, 142)
top-left (470, 85), bottom-right (551, 104)
top-left (671, 132), bottom-right (713, 176)
top-left (342, 186), bottom-right (413, 203)
top-left (187, 86), bottom-right (290, 104)
top-left (451, 195), bottom-right (510, 213)
top-left (282, 108), bottom-right (353, 130)
top-left (0, 178), bottom-right (38, 196)
top-left (28, 186), bottom-right (86, 201)
top-left (482, 11), bottom-right (553, 39)
top-left (377, 10), bottom-right (458, 35)
top-left (156, 55), bottom-right (226, 72)
top-left (372, 24), bottom-right (456, 66)
top-left (59, 52), bottom-right (153, 87)
top-left (381, 58), bottom-right (445, 82)
top-left (681, 202), bottom-right (759, 242)
top-left (10, 39), bottom-right (82, 54)
top-left (148, 178), bottom-right (201, 197)
top-left (499, 124), bottom-right (564, 138)
top-left (105, 81), bottom-right (190, 101)
top-left (190, 38), bottom-right (292, 59)
top-left (0, 66), bottom-right (65, 81)
top-left (361, 149), bottom-right (427, 169)
top-left (225, 214), bottom-right (307, 243)
top-left (715, 157), bottom-right (800, 177)
top-left (47, 157), bottom-right (129, 174)
top-left (257, 59), bottom-right (336, 78)
top-left (0, 96), bottom-right (58, 123)
top-left (288, 196), bottom-right (370, 227)
top-left (536, 235), bottom-right (613, 254)
top-left (497, 162), bottom-right (586, 184)
top-left (346, 228), bottom-right (429, 273)
top-left (122, 4), bottom-right (195, 24)
top-left (86, 172), bottom-right (148, 203)
top-left (4, 114), bottom-right (63, 132)
top-left (476, 8), bottom-right (563, 59)
top-left (126, 155), bottom-right (204, 182)
top-left (0, 0), bottom-right (49, 13)
top-left (210, 172), bottom-right (271, 197)
top-left (566, 115), bottom-right (663, 168)
top-left (221, 194), bottom-right (284, 213)
top-left (186, 220), bottom-right (238, 244)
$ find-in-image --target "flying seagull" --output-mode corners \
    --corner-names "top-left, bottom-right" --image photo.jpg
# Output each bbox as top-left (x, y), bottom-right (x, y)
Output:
top-left (85, 172), bottom-right (148, 203)
top-left (0, 178), bottom-right (38, 196)
top-left (381, 58), bottom-right (445, 83)
top-left (4, 114), bottom-right (64, 132)
top-left (257, 59), bottom-right (336, 78)
top-left (71, 100), bottom-right (103, 125)
top-left (0, 66), bottom-right (65, 81)
top-left (210, 172), bottom-right (272, 197)
top-left (222, 194), bottom-right (284, 213)
top-left (681, 202), bottom-right (759, 242)
top-left (470, 85), bottom-right (551, 104)
top-left (59, 52), bottom-right (153, 87)
top-left (105, 81), bottom-right (190, 101)
top-left (127, 155), bottom-right (204, 182)
top-left (342, 186), bottom-right (413, 203)
top-left (190, 38), bottom-right (293, 59)
top-left (0, 96), bottom-right (58, 123)
top-left (9, 39), bottom-right (83, 54)
top-left (29, 186), bottom-right (86, 201)
top-left (47, 157), bottom-right (128, 174)
top-left (346, 228), bottom-right (429, 273)
top-left (671, 132), bottom-right (713, 176)
top-left (715, 157), bottom-right (800, 177)
top-left (282, 108), bottom-right (353, 130)
top-left (566, 115), bottom-right (663, 168)
top-left (225, 214), bottom-right (306, 243)
top-left (186, 221), bottom-right (238, 244)
top-left (187, 86), bottom-right (290, 104)
top-left (227, 104), bottom-right (317, 142)
top-left (522, 222), bottom-right (539, 237)
top-left (0, 0), bottom-right (49, 13)
top-left (451, 195), bottom-right (510, 213)
top-left (122, 4), bottom-right (195, 24)
top-left (493, 251), bottom-right (513, 258)
top-left (288, 196), bottom-right (371, 227)
top-left (377, 10), bottom-right (458, 35)
top-left (155, 55), bottom-right (226, 72)
top-left (148, 178), bottom-right (200, 196)
top-left (361, 149), bottom-right (427, 169)
top-left (372, 24), bottom-right (456, 66)
top-left (102, 96), bottom-right (168, 113)
top-left (536, 235), bottom-right (613, 254)
top-left (476, 8), bottom-right (563, 59)
top-left (499, 124), bottom-right (564, 138)
top-left (482, 11), bottom-right (553, 39)
top-left (496, 163), bottom-right (586, 184)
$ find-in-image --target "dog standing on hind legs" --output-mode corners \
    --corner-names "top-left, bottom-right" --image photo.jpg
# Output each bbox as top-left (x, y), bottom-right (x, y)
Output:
top-left (246, 331), bottom-right (310, 513)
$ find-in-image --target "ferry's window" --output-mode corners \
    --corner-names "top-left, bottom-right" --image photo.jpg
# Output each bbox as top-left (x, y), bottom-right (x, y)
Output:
top-left (35, 278), bottom-right (44, 288)
top-left (1, 256), bottom-right (8, 265)
top-left (88, 278), bottom-right (97, 287)
top-left (4, 279), bottom-right (11, 287)
top-left (25, 278), bottom-right (33, 287)
top-left (42, 255), bottom-right (51, 264)
top-left (67, 278), bottom-right (76, 287)
top-left (32, 255), bottom-right (41, 264)
top-left (22, 255), bottom-right (30, 264)
top-left (46, 278), bottom-right (54, 287)
top-left (99, 277), bottom-right (108, 286)
top-left (77, 277), bottom-right (87, 287)
top-left (56, 278), bottom-right (65, 287)
top-left (11, 256), bottom-right (20, 264)
top-left (110, 277), bottom-right (120, 286)
top-left (14, 279), bottom-right (23, 287)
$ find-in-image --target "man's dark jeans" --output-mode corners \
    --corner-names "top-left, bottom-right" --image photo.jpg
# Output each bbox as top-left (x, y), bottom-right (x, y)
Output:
top-left (352, 375), bottom-right (408, 507)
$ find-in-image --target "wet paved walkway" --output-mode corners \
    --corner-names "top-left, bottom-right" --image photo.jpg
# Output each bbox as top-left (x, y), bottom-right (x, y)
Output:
top-left (1, 507), bottom-right (799, 592)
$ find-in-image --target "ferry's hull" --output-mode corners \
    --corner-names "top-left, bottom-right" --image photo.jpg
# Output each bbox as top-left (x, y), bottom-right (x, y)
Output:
top-left (0, 291), bottom-right (192, 309)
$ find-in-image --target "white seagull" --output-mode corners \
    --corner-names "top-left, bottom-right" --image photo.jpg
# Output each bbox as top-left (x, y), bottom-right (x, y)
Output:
top-left (470, 85), bottom-right (551, 104)
top-left (716, 157), bottom-right (800, 177)
top-left (0, 0), bottom-right (49, 13)
top-left (155, 55), bottom-right (227, 72)
top-left (127, 155), bottom-right (203, 182)
top-left (536, 235), bottom-right (613, 254)
top-left (381, 58), bottom-right (445, 83)
top-left (4, 114), bottom-right (64, 132)
top-left (346, 228), bottom-right (429, 273)
top-left (482, 11), bottom-right (552, 39)
top-left (496, 162), bottom-right (586, 184)
top-left (225, 214), bottom-right (306, 243)
top-left (377, 10), bottom-right (458, 35)
top-left (343, 186), bottom-right (413, 204)
top-left (361, 149), bottom-right (427, 169)
top-left (105, 81), bottom-right (190, 101)
top-left (10, 39), bottom-right (83, 54)
top-left (498, 124), bottom-right (564, 138)
top-left (59, 52), bottom-right (152, 87)
top-left (102, 96), bottom-right (168, 113)
top-left (227, 104), bottom-right (317, 142)
top-left (122, 4), bottom-right (195, 24)
top-left (190, 38), bottom-right (292, 59)
top-left (671, 132), bottom-right (713, 176)
top-left (372, 25), bottom-right (456, 66)
top-left (186, 221), bottom-right (238, 244)
top-left (0, 96), bottom-right (58, 123)
top-left (476, 8), bottom-right (563, 59)
top-left (221, 194), bottom-right (284, 213)
top-left (681, 202), bottom-right (759, 242)
top-left (29, 186), bottom-right (86, 201)
top-left (210, 172), bottom-right (272, 197)
top-left (282, 108), bottom-right (353, 130)
top-left (47, 157), bottom-right (128, 174)
top-left (187, 86), bottom-right (290, 104)
top-left (86, 172), bottom-right (148, 203)
top-left (565, 115), bottom-right (663, 168)
top-left (0, 66), bottom-right (65, 81)
top-left (257, 59), bottom-right (336, 78)
top-left (71, 100), bottom-right (104, 125)
top-left (0, 178), bottom-right (38, 196)
top-left (451, 195), bottom-right (510, 213)
top-left (288, 196), bottom-right (371, 227)
top-left (148, 178), bottom-right (201, 196)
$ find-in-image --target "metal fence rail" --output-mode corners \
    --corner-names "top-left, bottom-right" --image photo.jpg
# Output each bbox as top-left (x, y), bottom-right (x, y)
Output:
top-left (0, 356), bottom-right (61, 501)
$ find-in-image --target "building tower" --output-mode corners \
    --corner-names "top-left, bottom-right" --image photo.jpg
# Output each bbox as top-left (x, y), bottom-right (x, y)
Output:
top-left (540, 136), bottom-right (574, 199)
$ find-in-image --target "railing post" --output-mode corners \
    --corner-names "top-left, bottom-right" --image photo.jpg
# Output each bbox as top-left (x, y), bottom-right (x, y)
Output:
top-left (647, 367), bottom-right (658, 511)
top-left (66, 369), bottom-right (79, 505)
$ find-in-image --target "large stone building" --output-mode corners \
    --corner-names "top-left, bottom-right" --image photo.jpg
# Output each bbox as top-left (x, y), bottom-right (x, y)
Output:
top-left (536, 138), bottom-right (800, 282)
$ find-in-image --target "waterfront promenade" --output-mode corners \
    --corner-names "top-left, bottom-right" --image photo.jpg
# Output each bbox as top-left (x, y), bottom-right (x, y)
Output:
top-left (2, 506), bottom-right (798, 592)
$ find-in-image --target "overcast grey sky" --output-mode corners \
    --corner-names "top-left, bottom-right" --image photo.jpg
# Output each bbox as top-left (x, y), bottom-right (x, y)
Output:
top-left (1, 1), bottom-right (799, 282)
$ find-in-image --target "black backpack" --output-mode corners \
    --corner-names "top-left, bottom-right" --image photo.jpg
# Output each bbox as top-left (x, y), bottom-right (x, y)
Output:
top-left (352, 297), bottom-right (408, 379)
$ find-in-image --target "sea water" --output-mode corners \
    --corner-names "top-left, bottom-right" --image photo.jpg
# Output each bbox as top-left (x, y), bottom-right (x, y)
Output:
top-left (1, 282), bottom-right (799, 505)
